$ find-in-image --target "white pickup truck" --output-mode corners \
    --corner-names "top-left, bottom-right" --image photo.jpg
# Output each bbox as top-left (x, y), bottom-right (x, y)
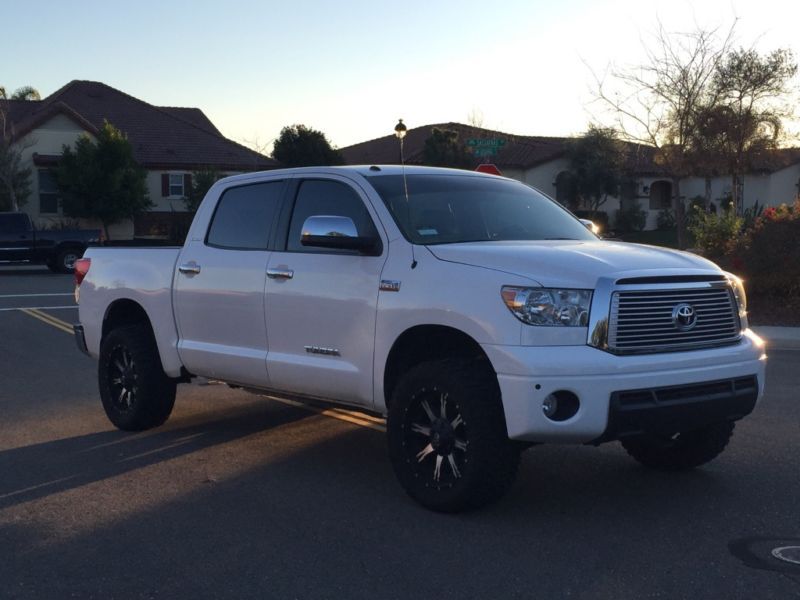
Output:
top-left (74, 166), bottom-right (767, 511)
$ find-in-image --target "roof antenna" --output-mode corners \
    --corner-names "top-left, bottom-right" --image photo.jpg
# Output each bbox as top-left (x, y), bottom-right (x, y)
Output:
top-left (395, 118), bottom-right (417, 269)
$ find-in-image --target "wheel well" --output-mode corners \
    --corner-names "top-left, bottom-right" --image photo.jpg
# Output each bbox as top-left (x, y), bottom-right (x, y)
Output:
top-left (56, 243), bottom-right (84, 256)
top-left (383, 325), bottom-right (494, 407)
top-left (102, 299), bottom-right (154, 341)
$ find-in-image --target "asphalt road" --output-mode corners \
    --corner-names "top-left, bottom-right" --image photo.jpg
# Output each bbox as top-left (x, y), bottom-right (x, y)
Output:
top-left (1, 266), bottom-right (799, 600)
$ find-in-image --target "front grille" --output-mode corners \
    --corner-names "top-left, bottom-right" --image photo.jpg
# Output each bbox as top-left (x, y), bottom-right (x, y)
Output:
top-left (607, 286), bottom-right (741, 353)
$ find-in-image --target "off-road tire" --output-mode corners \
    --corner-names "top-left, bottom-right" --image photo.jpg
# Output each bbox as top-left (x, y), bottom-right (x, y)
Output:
top-left (620, 421), bottom-right (736, 471)
top-left (387, 359), bottom-right (520, 512)
top-left (99, 325), bottom-right (176, 431)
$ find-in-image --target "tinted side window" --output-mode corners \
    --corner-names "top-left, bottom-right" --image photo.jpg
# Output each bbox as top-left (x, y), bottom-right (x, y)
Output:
top-left (0, 214), bottom-right (30, 234)
top-left (287, 180), bottom-right (377, 253)
top-left (206, 182), bottom-right (283, 250)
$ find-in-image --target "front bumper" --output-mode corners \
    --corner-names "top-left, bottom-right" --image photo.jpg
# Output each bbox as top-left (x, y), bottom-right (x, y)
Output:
top-left (74, 323), bottom-right (90, 356)
top-left (483, 329), bottom-right (767, 443)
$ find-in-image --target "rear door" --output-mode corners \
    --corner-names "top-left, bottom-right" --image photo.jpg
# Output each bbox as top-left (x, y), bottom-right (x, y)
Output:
top-left (173, 179), bottom-right (286, 386)
top-left (264, 176), bottom-right (387, 406)
top-left (0, 213), bottom-right (35, 262)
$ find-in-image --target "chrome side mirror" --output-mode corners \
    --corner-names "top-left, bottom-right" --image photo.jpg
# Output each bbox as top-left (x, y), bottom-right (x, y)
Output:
top-left (579, 218), bottom-right (600, 235)
top-left (302, 215), bottom-right (359, 238)
top-left (300, 215), bottom-right (381, 254)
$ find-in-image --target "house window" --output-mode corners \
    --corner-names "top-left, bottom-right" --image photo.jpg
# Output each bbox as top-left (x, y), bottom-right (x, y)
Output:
top-left (38, 170), bottom-right (60, 214)
top-left (169, 173), bottom-right (184, 197)
top-left (554, 171), bottom-right (577, 206)
top-left (648, 180), bottom-right (672, 210)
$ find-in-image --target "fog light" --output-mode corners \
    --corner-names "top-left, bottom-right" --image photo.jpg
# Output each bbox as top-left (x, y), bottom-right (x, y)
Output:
top-left (541, 390), bottom-right (580, 422)
top-left (542, 394), bottom-right (558, 418)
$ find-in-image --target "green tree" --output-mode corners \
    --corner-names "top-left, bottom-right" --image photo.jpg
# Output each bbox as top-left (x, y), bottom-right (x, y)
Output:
top-left (56, 121), bottom-right (151, 239)
top-left (0, 143), bottom-right (32, 211)
top-left (421, 127), bottom-right (472, 169)
top-left (0, 84), bottom-right (39, 211)
top-left (271, 124), bottom-right (343, 167)
top-left (567, 126), bottom-right (625, 217)
top-left (711, 48), bottom-right (798, 213)
top-left (185, 167), bottom-right (224, 212)
top-left (0, 85), bottom-right (41, 101)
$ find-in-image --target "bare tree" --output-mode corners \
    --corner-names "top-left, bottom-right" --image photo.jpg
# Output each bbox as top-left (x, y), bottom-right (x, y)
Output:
top-left (592, 22), bottom-right (735, 248)
top-left (467, 108), bottom-right (485, 128)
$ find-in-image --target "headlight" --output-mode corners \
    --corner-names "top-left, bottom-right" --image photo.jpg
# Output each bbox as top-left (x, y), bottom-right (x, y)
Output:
top-left (501, 287), bottom-right (592, 326)
top-left (727, 274), bottom-right (748, 328)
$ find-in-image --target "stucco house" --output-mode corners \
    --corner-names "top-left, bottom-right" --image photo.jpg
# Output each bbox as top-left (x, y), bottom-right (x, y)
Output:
top-left (2, 80), bottom-right (276, 239)
top-left (341, 122), bottom-right (800, 230)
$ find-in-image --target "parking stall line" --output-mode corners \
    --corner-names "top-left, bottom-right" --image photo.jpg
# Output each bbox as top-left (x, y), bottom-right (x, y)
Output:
top-left (18, 308), bottom-right (74, 334)
top-left (0, 293), bottom-right (74, 299)
top-left (0, 306), bottom-right (77, 312)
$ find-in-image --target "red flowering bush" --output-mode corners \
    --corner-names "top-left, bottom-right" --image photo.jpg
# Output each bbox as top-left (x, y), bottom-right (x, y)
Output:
top-left (734, 200), bottom-right (800, 322)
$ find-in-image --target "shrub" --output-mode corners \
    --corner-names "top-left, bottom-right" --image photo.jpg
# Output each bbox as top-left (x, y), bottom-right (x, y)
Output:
top-left (685, 196), bottom-right (717, 229)
top-left (614, 202), bottom-right (647, 233)
top-left (737, 201), bottom-right (800, 299)
top-left (656, 209), bottom-right (676, 230)
top-left (687, 209), bottom-right (743, 259)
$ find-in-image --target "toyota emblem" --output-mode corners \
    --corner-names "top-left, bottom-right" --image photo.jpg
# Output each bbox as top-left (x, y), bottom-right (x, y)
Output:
top-left (672, 303), bottom-right (697, 331)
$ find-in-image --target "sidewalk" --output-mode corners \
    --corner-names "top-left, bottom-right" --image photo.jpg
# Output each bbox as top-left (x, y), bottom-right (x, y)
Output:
top-left (752, 326), bottom-right (800, 350)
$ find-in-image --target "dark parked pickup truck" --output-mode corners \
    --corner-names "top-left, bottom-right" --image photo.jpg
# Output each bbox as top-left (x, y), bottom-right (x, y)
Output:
top-left (0, 212), bottom-right (101, 273)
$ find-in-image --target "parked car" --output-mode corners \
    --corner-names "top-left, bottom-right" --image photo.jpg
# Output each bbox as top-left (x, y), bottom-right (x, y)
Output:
top-left (0, 212), bottom-right (102, 273)
top-left (73, 166), bottom-right (767, 512)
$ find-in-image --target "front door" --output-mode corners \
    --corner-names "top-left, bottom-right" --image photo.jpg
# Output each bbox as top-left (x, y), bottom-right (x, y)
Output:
top-left (173, 180), bottom-right (285, 386)
top-left (265, 177), bottom-right (387, 406)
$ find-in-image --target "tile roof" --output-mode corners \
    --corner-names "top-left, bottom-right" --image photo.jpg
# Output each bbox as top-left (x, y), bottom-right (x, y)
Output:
top-left (341, 122), bottom-right (800, 176)
top-left (2, 80), bottom-right (276, 171)
top-left (340, 122), bottom-right (573, 169)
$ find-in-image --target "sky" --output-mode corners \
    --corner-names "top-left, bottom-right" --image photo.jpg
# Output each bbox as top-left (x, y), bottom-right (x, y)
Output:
top-left (4, 0), bottom-right (800, 152)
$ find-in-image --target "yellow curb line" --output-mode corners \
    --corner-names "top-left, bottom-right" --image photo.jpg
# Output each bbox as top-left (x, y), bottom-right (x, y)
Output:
top-left (19, 308), bottom-right (74, 335)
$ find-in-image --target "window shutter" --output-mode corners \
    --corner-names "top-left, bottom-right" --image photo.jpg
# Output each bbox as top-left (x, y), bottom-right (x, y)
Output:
top-left (184, 173), bottom-right (192, 195)
top-left (161, 174), bottom-right (169, 197)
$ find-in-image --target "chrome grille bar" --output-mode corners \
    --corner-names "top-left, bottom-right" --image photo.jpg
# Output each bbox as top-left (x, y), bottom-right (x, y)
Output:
top-left (607, 284), bottom-right (741, 354)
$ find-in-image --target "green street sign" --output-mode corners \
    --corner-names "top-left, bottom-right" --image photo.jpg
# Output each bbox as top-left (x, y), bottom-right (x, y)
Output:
top-left (466, 138), bottom-right (506, 148)
top-left (473, 147), bottom-right (498, 157)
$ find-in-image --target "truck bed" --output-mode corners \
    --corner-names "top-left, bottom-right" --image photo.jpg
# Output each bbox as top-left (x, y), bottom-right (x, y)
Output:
top-left (79, 247), bottom-right (184, 376)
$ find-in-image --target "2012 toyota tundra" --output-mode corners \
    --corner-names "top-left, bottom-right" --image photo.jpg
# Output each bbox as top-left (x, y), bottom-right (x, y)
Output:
top-left (73, 166), bottom-right (767, 512)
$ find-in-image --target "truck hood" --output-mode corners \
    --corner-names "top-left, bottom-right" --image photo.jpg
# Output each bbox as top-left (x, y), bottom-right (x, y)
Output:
top-left (426, 240), bottom-right (721, 287)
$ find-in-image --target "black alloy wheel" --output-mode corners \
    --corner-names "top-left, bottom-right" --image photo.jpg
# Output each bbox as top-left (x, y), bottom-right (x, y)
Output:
top-left (99, 325), bottom-right (176, 431)
top-left (388, 359), bottom-right (520, 512)
top-left (401, 386), bottom-right (469, 490)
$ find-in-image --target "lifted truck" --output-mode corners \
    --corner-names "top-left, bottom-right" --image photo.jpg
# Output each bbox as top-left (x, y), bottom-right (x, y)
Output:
top-left (0, 212), bottom-right (101, 273)
top-left (73, 166), bottom-right (767, 512)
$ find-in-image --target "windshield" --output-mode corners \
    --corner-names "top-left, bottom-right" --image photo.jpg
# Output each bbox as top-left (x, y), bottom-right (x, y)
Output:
top-left (366, 174), bottom-right (597, 245)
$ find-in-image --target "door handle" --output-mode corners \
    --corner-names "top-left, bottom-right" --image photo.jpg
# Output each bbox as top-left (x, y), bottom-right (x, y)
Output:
top-left (178, 263), bottom-right (201, 275)
top-left (267, 268), bottom-right (294, 280)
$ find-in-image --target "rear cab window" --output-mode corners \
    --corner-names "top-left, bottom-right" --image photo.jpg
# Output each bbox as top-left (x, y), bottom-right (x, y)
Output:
top-left (205, 181), bottom-right (284, 250)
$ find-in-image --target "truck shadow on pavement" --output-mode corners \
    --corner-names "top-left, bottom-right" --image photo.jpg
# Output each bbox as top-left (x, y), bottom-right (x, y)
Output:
top-left (0, 401), bottom-right (313, 511)
top-left (1, 429), bottom-right (778, 600)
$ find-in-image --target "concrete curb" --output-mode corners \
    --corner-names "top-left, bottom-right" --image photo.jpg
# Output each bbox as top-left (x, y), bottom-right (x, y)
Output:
top-left (752, 326), bottom-right (800, 350)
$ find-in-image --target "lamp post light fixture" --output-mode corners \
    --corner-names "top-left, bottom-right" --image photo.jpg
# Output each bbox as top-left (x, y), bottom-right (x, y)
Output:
top-left (394, 119), bottom-right (408, 165)
top-left (394, 119), bottom-right (407, 139)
